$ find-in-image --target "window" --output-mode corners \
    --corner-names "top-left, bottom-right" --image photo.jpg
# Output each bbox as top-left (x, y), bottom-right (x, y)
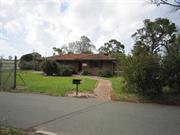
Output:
top-left (92, 61), bottom-right (102, 68)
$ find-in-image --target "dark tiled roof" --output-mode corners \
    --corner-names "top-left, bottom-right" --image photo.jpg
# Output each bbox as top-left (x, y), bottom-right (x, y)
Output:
top-left (47, 54), bottom-right (115, 61)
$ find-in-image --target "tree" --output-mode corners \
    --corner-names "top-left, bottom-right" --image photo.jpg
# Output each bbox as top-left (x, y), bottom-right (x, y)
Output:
top-left (123, 18), bottom-right (180, 95)
top-left (168, 34), bottom-right (180, 53)
top-left (98, 39), bottom-right (125, 54)
top-left (20, 52), bottom-right (41, 62)
top-left (123, 18), bottom-right (177, 95)
top-left (75, 36), bottom-right (95, 53)
top-left (61, 36), bottom-right (95, 54)
top-left (19, 52), bottom-right (42, 70)
top-left (132, 18), bottom-right (177, 54)
top-left (98, 39), bottom-right (125, 76)
top-left (41, 60), bottom-right (57, 76)
top-left (161, 35), bottom-right (180, 92)
top-left (150, 0), bottom-right (180, 11)
top-left (123, 38), bottom-right (163, 94)
top-left (53, 47), bottom-right (64, 55)
top-left (60, 43), bottom-right (75, 54)
top-left (123, 54), bottom-right (162, 94)
top-left (131, 41), bottom-right (150, 56)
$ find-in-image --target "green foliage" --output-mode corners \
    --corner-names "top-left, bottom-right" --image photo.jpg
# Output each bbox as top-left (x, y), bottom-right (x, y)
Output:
top-left (111, 53), bottom-right (126, 76)
top-left (161, 36), bottom-right (180, 92)
top-left (131, 41), bottom-right (149, 56)
top-left (41, 61), bottom-right (74, 76)
top-left (98, 39), bottom-right (125, 54)
top-left (123, 54), bottom-right (162, 94)
top-left (20, 52), bottom-right (41, 61)
top-left (162, 54), bottom-right (180, 92)
top-left (98, 70), bottom-right (113, 77)
top-left (57, 64), bottom-right (73, 76)
top-left (20, 53), bottom-right (33, 61)
top-left (80, 70), bottom-right (89, 75)
top-left (98, 39), bottom-right (125, 76)
top-left (41, 60), bottom-right (57, 76)
top-left (19, 61), bottom-right (35, 70)
top-left (0, 127), bottom-right (28, 135)
top-left (122, 18), bottom-right (180, 96)
top-left (19, 52), bottom-right (42, 70)
top-left (132, 18), bottom-right (177, 54)
top-left (53, 47), bottom-right (64, 55)
top-left (109, 77), bottom-right (180, 105)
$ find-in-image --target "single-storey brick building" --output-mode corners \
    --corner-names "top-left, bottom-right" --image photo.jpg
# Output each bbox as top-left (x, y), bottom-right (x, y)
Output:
top-left (47, 53), bottom-right (116, 75)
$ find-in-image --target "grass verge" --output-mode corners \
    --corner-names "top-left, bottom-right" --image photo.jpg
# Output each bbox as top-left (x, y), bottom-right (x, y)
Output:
top-left (108, 77), bottom-right (180, 105)
top-left (0, 127), bottom-right (29, 135)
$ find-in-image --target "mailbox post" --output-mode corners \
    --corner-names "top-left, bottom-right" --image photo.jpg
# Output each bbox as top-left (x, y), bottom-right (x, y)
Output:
top-left (72, 79), bottom-right (81, 96)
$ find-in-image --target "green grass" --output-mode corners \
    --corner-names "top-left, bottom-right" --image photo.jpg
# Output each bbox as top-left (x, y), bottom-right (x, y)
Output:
top-left (108, 77), bottom-right (125, 96)
top-left (17, 71), bottom-right (97, 96)
top-left (0, 127), bottom-right (28, 135)
top-left (108, 77), bottom-right (180, 105)
top-left (107, 77), bottom-right (139, 101)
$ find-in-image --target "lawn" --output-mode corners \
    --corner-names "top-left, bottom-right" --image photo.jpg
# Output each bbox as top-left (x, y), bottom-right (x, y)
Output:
top-left (108, 77), bottom-right (140, 101)
top-left (17, 71), bottom-right (97, 96)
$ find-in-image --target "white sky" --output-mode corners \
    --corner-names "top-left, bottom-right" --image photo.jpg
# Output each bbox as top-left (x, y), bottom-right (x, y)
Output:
top-left (0, 0), bottom-right (179, 58)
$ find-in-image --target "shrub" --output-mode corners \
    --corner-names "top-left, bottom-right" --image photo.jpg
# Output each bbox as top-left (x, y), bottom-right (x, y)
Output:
top-left (19, 60), bottom-right (42, 70)
top-left (123, 55), bottom-right (162, 95)
top-left (41, 60), bottom-right (57, 76)
top-left (41, 61), bottom-right (73, 76)
top-left (98, 70), bottom-right (113, 77)
top-left (57, 64), bottom-right (73, 76)
top-left (81, 70), bottom-right (89, 75)
top-left (19, 60), bottom-right (35, 70)
top-left (161, 51), bottom-right (180, 93)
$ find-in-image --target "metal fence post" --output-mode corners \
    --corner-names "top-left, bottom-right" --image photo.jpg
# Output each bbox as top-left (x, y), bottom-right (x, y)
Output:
top-left (0, 59), bottom-right (2, 88)
top-left (13, 56), bottom-right (17, 89)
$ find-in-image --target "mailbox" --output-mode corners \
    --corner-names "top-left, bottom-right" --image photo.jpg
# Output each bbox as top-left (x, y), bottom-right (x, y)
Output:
top-left (72, 79), bottom-right (82, 96)
top-left (72, 79), bottom-right (81, 84)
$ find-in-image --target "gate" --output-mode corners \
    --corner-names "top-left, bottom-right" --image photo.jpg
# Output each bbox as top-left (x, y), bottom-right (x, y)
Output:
top-left (0, 56), bottom-right (17, 90)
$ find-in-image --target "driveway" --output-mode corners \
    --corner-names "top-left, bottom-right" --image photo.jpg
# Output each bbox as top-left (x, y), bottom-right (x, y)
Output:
top-left (73, 75), bottom-right (113, 100)
top-left (0, 92), bottom-right (180, 135)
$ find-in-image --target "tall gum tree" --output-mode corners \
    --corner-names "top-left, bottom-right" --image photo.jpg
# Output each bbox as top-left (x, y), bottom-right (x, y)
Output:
top-left (132, 18), bottom-right (177, 54)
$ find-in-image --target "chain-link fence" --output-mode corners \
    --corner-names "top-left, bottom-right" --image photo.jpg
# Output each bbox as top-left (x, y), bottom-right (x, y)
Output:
top-left (0, 57), bottom-right (16, 90)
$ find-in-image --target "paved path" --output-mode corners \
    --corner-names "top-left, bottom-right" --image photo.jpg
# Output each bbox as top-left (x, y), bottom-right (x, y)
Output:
top-left (1, 92), bottom-right (180, 135)
top-left (76, 76), bottom-right (113, 101)
top-left (92, 77), bottom-right (112, 101)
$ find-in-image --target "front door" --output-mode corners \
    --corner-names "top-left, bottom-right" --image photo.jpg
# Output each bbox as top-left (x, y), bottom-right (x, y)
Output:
top-left (78, 62), bottom-right (82, 72)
